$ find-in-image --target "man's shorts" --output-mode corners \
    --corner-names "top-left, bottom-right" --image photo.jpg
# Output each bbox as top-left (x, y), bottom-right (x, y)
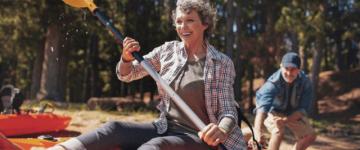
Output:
top-left (264, 112), bottom-right (315, 139)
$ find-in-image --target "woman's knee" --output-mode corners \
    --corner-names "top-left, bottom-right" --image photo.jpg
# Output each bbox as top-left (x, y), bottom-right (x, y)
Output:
top-left (103, 121), bottom-right (122, 129)
top-left (97, 121), bottom-right (128, 135)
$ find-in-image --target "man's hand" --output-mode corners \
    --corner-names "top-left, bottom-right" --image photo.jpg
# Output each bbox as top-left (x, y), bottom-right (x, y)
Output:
top-left (248, 128), bottom-right (266, 150)
top-left (274, 116), bottom-right (286, 126)
top-left (287, 111), bottom-right (303, 122)
top-left (198, 123), bottom-right (228, 147)
top-left (249, 111), bottom-right (267, 147)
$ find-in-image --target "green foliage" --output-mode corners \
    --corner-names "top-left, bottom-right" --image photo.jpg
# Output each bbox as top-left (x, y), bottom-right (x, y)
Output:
top-left (0, 0), bottom-right (359, 104)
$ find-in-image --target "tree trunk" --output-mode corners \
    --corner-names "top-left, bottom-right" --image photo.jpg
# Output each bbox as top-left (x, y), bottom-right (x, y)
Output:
top-left (36, 24), bottom-right (63, 101)
top-left (247, 64), bottom-right (255, 112)
top-left (310, 3), bottom-right (328, 118)
top-left (30, 38), bottom-right (45, 100)
top-left (310, 37), bottom-right (324, 117)
top-left (89, 35), bottom-right (101, 98)
top-left (233, 58), bottom-right (244, 102)
top-left (262, 0), bottom-right (279, 78)
top-left (234, 2), bottom-right (243, 103)
top-left (225, 0), bottom-right (235, 57)
top-left (83, 34), bottom-right (100, 102)
top-left (335, 30), bottom-right (345, 71)
top-left (298, 32), bottom-right (309, 72)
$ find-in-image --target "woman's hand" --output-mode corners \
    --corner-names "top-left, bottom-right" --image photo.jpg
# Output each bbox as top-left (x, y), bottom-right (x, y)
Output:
top-left (121, 37), bottom-right (141, 62)
top-left (198, 123), bottom-right (228, 147)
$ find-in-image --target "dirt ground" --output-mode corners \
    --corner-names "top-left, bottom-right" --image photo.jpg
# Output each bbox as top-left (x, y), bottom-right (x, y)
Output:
top-left (36, 69), bottom-right (360, 150)
top-left (50, 108), bottom-right (359, 150)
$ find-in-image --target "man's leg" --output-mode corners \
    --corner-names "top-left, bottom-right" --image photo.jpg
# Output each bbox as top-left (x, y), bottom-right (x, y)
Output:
top-left (287, 117), bottom-right (316, 150)
top-left (264, 113), bottom-right (286, 150)
top-left (267, 126), bottom-right (285, 150)
top-left (292, 133), bottom-right (316, 150)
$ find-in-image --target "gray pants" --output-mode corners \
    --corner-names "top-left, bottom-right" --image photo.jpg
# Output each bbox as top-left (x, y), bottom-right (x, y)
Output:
top-left (76, 121), bottom-right (211, 150)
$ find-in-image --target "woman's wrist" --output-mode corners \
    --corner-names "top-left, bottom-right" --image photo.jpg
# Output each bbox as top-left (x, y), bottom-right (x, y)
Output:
top-left (121, 56), bottom-right (133, 63)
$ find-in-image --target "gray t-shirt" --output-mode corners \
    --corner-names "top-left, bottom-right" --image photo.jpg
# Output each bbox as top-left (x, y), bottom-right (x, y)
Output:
top-left (168, 57), bottom-right (210, 131)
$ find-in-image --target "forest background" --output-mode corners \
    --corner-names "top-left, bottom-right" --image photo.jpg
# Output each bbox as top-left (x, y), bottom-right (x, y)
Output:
top-left (0, 1), bottom-right (359, 146)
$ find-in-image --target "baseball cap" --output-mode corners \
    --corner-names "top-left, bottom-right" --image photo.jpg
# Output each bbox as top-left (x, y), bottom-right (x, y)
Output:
top-left (281, 52), bottom-right (301, 69)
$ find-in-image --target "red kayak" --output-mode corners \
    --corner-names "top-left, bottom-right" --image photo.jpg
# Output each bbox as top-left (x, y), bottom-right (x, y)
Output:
top-left (0, 132), bottom-right (67, 150)
top-left (0, 113), bottom-right (71, 136)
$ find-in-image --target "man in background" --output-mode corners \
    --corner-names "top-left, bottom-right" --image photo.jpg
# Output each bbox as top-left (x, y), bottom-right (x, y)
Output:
top-left (252, 52), bottom-right (317, 150)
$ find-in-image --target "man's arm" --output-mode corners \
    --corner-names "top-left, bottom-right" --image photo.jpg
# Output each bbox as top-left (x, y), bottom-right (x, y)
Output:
top-left (297, 77), bottom-right (314, 116)
top-left (254, 111), bottom-right (267, 143)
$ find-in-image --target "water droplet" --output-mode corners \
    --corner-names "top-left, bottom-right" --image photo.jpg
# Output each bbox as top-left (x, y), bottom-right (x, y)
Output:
top-left (83, 10), bottom-right (87, 20)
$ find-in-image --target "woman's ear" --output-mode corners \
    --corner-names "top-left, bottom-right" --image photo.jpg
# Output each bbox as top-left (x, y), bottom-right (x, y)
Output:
top-left (202, 23), bottom-right (209, 30)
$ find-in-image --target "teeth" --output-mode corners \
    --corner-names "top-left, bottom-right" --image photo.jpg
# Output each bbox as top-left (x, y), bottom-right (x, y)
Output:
top-left (182, 33), bottom-right (191, 36)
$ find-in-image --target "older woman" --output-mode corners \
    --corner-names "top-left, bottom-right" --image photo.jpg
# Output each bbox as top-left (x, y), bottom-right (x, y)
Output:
top-left (50, 0), bottom-right (246, 150)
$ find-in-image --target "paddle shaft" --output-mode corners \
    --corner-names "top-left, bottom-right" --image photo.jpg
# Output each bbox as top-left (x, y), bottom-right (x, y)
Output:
top-left (92, 8), bottom-right (228, 150)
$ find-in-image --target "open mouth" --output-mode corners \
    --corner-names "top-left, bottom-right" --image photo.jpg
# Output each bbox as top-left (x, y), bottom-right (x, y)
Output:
top-left (181, 32), bottom-right (191, 38)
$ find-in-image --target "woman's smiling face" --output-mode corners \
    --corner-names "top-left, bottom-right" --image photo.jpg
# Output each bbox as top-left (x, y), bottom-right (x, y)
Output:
top-left (175, 9), bottom-right (208, 45)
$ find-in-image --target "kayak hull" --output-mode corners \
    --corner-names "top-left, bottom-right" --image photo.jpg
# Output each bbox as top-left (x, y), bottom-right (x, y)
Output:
top-left (0, 113), bottom-right (71, 136)
top-left (0, 132), bottom-right (65, 150)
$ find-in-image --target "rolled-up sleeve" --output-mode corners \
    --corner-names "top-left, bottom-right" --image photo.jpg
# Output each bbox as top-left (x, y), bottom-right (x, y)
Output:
top-left (217, 58), bottom-right (238, 124)
top-left (255, 82), bottom-right (277, 113)
top-left (116, 45), bottom-right (162, 82)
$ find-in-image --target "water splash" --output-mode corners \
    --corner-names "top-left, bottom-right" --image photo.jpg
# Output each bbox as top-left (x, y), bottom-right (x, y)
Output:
top-left (58, 13), bottom-right (65, 21)
top-left (82, 10), bottom-right (87, 20)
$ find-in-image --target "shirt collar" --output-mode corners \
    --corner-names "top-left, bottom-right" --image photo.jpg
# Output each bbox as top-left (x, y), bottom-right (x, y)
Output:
top-left (179, 40), bottom-right (222, 61)
top-left (205, 40), bottom-right (222, 61)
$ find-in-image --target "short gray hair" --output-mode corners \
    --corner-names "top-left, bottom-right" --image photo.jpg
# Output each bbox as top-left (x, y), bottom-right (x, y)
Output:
top-left (172, 0), bottom-right (217, 39)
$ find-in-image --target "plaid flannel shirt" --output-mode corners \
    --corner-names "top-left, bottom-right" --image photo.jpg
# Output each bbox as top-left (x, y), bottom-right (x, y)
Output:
top-left (116, 41), bottom-right (247, 150)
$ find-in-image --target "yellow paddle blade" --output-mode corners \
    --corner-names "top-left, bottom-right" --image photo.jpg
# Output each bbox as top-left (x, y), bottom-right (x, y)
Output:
top-left (63, 0), bottom-right (97, 12)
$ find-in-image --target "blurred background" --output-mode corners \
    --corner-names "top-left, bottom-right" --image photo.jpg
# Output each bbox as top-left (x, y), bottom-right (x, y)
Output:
top-left (0, 0), bottom-right (359, 119)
